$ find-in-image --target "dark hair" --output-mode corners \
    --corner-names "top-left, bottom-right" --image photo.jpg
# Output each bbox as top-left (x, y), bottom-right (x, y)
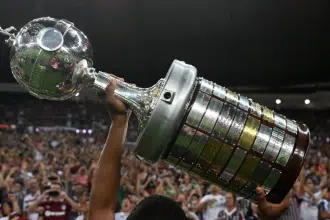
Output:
top-left (127, 195), bottom-right (187, 220)
top-left (2, 200), bottom-right (13, 213)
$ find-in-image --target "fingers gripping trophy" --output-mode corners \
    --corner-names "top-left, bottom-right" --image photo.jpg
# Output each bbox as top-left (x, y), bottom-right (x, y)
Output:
top-left (0, 17), bottom-right (310, 203)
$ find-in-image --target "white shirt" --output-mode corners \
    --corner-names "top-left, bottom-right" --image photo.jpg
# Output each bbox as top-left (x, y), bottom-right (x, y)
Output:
top-left (115, 212), bottom-right (129, 220)
top-left (23, 192), bottom-right (40, 220)
top-left (75, 216), bottom-right (84, 220)
top-left (199, 194), bottom-right (226, 220)
top-left (0, 217), bottom-right (8, 220)
top-left (300, 191), bottom-right (322, 220)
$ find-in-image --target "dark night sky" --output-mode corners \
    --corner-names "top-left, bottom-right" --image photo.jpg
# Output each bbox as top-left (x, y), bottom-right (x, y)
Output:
top-left (0, 0), bottom-right (329, 89)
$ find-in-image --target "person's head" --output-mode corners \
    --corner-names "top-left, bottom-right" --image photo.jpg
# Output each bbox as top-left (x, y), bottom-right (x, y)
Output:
top-left (309, 165), bottom-right (317, 174)
top-left (305, 177), bottom-right (315, 191)
top-left (190, 199), bottom-right (199, 212)
top-left (1, 200), bottom-right (13, 216)
top-left (209, 184), bottom-right (220, 195)
top-left (28, 178), bottom-right (39, 194)
top-left (121, 198), bottom-right (133, 213)
top-left (127, 195), bottom-right (187, 220)
top-left (12, 179), bottom-right (23, 193)
top-left (183, 174), bottom-right (190, 184)
top-left (225, 192), bottom-right (237, 208)
top-left (190, 193), bottom-right (200, 203)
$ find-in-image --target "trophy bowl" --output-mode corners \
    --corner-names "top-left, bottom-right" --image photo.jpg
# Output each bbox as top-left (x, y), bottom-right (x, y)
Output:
top-left (0, 17), bottom-right (310, 204)
top-left (8, 17), bottom-right (93, 100)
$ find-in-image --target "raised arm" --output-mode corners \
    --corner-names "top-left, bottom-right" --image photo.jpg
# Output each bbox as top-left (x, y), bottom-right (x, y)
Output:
top-left (89, 79), bottom-right (130, 220)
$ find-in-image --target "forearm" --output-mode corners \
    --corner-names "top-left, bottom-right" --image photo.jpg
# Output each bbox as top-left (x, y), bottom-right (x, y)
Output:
top-left (91, 116), bottom-right (128, 211)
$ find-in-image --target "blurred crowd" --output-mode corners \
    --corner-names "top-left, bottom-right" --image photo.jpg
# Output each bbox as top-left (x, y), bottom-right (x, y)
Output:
top-left (0, 96), bottom-right (330, 220)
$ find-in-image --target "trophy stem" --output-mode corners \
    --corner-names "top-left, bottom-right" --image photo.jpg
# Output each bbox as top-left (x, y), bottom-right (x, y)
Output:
top-left (93, 71), bottom-right (164, 128)
top-left (71, 58), bottom-right (165, 129)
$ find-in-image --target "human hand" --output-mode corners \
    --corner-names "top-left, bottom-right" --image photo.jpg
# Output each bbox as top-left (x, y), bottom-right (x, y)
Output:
top-left (103, 78), bottom-right (131, 119)
top-left (256, 187), bottom-right (291, 220)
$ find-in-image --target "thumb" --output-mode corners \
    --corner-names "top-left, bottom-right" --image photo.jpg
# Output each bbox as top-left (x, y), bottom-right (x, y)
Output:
top-left (256, 187), bottom-right (268, 212)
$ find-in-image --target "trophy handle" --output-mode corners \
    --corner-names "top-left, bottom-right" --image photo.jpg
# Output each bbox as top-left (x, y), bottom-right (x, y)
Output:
top-left (0, 26), bottom-right (16, 46)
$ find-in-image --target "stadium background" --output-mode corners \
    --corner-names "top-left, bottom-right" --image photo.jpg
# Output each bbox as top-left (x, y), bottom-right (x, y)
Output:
top-left (0, 0), bottom-right (330, 220)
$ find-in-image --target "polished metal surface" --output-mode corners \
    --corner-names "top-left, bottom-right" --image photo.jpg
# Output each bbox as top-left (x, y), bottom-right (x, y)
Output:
top-left (229, 154), bottom-right (261, 192)
top-left (220, 148), bottom-right (247, 183)
top-left (167, 125), bottom-right (196, 165)
top-left (252, 124), bottom-right (272, 154)
top-left (186, 91), bottom-right (211, 127)
top-left (213, 84), bottom-right (226, 100)
top-left (135, 60), bottom-right (198, 162)
top-left (239, 96), bottom-right (250, 112)
top-left (179, 131), bottom-right (209, 170)
top-left (239, 161), bottom-right (272, 198)
top-left (250, 102), bottom-right (263, 118)
top-left (8, 17), bottom-right (93, 100)
top-left (200, 78), bottom-right (214, 95)
top-left (225, 109), bottom-right (248, 145)
top-left (274, 113), bottom-right (287, 130)
top-left (192, 137), bottom-right (222, 176)
top-left (262, 168), bottom-right (282, 194)
top-left (199, 98), bottom-right (224, 134)
top-left (276, 134), bottom-right (295, 166)
top-left (212, 103), bottom-right (237, 140)
top-left (263, 127), bottom-right (285, 163)
top-left (262, 106), bottom-right (274, 124)
top-left (1, 17), bottom-right (310, 203)
top-left (226, 89), bottom-right (239, 106)
top-left (286, 119), bottom-right (298, 135)
top-left (205, 142), bottom-right (234, 182)
top-left (238, 116), bottom-right (260, 150)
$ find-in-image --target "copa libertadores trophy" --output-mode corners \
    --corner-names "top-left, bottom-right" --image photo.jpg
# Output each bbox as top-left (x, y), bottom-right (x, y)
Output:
top-left (0, 17), bottom-right (309, 203)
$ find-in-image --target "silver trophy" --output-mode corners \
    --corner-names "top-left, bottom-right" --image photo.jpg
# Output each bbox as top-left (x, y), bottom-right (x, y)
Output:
top-left (0, 17), bottom-right (310, 203)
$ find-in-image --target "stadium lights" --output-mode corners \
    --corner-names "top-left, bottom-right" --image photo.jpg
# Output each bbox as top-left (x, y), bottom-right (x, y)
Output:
top-left (275, 99), bottom-right (281, 104)
top-left (304, 99), bottom-right (310, 105)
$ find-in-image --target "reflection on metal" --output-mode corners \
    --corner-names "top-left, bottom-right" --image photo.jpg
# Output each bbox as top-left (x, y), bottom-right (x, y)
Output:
top-left (252, 124), bottom-right (272, 154)
top-left (186, 91), bottom-right (211, 127)
top-left (263, 128), bottom-right (285, 163)
top-left (262, 106), bottom-right (274, 124)
top-left (276, 134), bottom-right (295, 166)
top-left (220, 148), bottom-right (247, 183)
top-left (238, 116), bottom-right (260, 150)
top-left (212, 103), bottom-right (236, 140)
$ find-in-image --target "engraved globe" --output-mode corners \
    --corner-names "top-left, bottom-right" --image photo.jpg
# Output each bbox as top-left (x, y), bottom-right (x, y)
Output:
top-left (9, 17), bottom-right (93, 100)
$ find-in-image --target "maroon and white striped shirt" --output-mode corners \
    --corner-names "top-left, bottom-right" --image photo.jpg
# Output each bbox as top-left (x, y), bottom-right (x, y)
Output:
top-left (217, 207), bottom-right (244, 220)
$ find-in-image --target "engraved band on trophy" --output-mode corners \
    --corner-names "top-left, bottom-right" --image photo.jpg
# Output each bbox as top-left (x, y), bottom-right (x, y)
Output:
top-left (0, 17), bottom-right (310, 203)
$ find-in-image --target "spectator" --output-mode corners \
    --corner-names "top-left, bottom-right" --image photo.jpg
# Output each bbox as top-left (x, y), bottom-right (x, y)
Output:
top-left (217, 192), bottom-right (244, 220)
top-left (198, 185), bottom-right (225, 220)
top-left (28, 182), bottom-right (87, 220)
top-left (23, 178), bottom-right (40, 220)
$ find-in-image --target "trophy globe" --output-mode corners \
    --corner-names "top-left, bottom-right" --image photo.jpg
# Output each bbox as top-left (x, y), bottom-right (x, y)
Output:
top-left (6, 17), bottom-right (94, 100)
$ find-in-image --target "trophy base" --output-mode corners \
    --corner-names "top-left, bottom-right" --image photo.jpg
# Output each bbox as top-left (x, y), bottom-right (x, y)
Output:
top-left (135, 60), bottom-right (198, 163)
